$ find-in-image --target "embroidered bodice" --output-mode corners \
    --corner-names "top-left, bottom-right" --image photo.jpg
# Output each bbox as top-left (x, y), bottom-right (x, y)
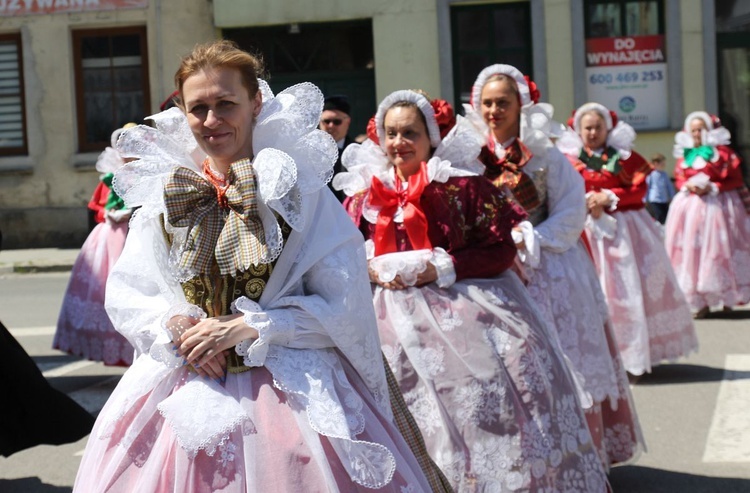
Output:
top-left (346, 175), bottom-right (525, 281)
top-left (479, 143), bottom-right (550, 226)
top-left (175, 220), bottom-right (292, 318)
top-left (674, 145), bottom-right (744, 192)
top-left (566, 149), bottom-right (653, 212)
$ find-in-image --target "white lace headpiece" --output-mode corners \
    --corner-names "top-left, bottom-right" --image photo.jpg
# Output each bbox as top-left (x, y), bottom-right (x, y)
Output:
top-left (684, 111), bottom-right (714, 132)
top-left (374, 90), bottom-right (442, 148)
top-left (573, 102), bottom-right (614, 133)
top-left (470, 64), bottom-right (531, 108)
top-left (557, 102), bottom-right (636, 159)
top-left (94, 126), bottom-right (133, 174)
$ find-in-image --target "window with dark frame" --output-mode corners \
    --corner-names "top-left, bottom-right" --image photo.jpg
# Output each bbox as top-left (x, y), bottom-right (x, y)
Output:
top-left (584, 0), bottom-right (664, 39)
top-left (73, 27), bottom-right (150, 153)
top-left (0, 33), bottom-right (28, 157)
top-left (450, 2), bottom-right (532, 108)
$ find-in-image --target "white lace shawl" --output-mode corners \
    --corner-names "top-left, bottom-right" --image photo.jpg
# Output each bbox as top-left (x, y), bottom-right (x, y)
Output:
top-left (95, 147), bottom-right (126, 175)
top-left (102, 83), bottom-right (396, 488)
top-left (521, 147), bottom-right (587, 255)
top-left (332, 114), bottom-right (486, 225)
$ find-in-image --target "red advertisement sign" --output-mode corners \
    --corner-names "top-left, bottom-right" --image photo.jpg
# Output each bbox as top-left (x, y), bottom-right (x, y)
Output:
top-left (0, 0), bottom-right (147, 17)
top-left (585, 35), bottom-right (666, 67)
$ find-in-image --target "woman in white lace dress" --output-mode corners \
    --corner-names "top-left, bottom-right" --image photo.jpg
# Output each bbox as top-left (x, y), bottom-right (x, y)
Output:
top-left (466, 64), bottom-right (644, 469)
top-left (665, 111), bottom-right (750, 317)
top-left (72, 40), bottom-right (433, 493)
top-left (334, 90), bottom-right (608, 492)
top-left (556, 103), bottom-right (698, 376)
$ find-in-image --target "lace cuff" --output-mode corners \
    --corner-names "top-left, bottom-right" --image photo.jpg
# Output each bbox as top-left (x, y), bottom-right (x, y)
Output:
top-left (587, 189), bottom-right (619, 211)
top-left (511, 220), bottom-right (541, 268)
top-left (150, 303), bottom-right (206, 369)
top-left (686, 173), bottom-right (719, 196)
top-left (233, 297), bottom-right (295, 367)
top-left (431, 247), bottom-right (456, 288)
top-left (585, 213), bottom-right (618, 240)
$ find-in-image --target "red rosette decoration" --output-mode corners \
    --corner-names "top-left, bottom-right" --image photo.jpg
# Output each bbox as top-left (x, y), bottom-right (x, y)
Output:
top-left (608, 110), bottom-right (618, 128)
top-left (710, 114), bottom-right (722, 129)
top-left (430, 99), bottom-right (456, 139)
top-left (567, 110), bottom-right (576, 129)
top-left (366, 116), bottom-right (379, 145)
top-left (524, 76), bottom-right (541, 104)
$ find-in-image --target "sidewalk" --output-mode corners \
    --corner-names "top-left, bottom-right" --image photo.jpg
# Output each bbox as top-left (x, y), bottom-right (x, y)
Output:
top-left (0, 248), bottom-right (79, 273)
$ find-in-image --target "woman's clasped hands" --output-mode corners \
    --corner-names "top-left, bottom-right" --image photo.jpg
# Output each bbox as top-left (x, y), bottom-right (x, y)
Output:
top-left (368, 261), bottom-right (438, 290)
top-left (167, 314), bottom-right (259, 382)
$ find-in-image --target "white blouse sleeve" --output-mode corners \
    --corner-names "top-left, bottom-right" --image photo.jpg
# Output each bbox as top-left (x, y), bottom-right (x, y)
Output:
top-left (104, 211), bottom-right (191, 363)
top-left (533, 147), bottom-right (587, 252)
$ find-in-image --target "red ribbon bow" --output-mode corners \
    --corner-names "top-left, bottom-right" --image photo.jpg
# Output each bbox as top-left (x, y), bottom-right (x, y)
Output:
top-left (368, 163), bottom-right (432, 256)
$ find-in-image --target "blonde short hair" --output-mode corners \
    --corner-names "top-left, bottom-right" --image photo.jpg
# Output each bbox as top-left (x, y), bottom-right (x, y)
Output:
top-left (174, 40), bottom-right (265, 104)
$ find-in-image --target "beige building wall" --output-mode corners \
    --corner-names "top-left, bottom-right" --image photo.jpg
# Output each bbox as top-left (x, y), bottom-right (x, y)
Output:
top-left (0, 0), bottom-right (718, 247)
top-left (680, 0), bottom-right (706, 117)
top-left (543, 0), bottom-right (575, 117)
top-left (0, 2), bottom-right (215, 248)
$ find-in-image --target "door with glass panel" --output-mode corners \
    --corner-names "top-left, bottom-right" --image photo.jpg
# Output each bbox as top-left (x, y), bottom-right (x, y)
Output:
top-left (717, 32), bottom-right (750, 186)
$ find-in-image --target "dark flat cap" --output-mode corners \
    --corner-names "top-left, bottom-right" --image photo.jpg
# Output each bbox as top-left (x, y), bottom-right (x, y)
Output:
top-left (323, 95), bottom-right (351, 115)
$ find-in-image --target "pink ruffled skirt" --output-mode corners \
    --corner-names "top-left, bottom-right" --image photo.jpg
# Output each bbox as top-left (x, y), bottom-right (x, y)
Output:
top-left (665, 189), bottom-right (750, 312)
top-left (376, 271), bottom-right (609, 492)
top-left (526, 241), bottom-right (644, 468)
top-left (53, 220), bottom-right (134, 366)
top-left (586, 208), bottom-right (698, 375)
top-left (73, 358), bottom-right (430, 493)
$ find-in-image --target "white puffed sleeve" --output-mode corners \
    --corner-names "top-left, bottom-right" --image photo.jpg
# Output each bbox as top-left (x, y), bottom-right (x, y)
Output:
top-left (104, 211), bottom-right (193, 365)
top-left (532, 147), bottom-right (587, 252)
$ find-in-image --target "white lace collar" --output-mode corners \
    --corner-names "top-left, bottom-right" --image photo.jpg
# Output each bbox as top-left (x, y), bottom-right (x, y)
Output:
top-left (558, 104), bottom-right (637, 160)
top-left (113, 81), bottom-right (338, 280)
top-left (463, 101), bottom-right (562, 160)
top-left (672, 130), bottom-right (730, 169)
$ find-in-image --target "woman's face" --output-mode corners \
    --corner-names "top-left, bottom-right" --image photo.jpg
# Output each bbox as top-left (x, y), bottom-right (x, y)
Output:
top-left (182, 66), bottom-right (262, 171)
top-left (579, 112), bottom-right (608, 150)
top-left (690, 118), bottom-right (707, 147)
top-left (480, 79), bottom-right (521, 142)
top-left (383, 105), bottom-right (432, 179)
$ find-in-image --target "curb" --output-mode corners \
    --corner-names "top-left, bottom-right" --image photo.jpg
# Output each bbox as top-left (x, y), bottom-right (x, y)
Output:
top-left (0, 263), bottom-right (75, 274)
top-left (14, 264), bottom-right (75, 273)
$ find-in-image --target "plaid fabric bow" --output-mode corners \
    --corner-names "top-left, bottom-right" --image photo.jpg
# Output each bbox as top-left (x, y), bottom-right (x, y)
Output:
top-left (683, 146), bottom-right (714, 167)
top-left (164, 158), bottom-right (267, 276)
top-left (483, 138), bottom-right (540, 213)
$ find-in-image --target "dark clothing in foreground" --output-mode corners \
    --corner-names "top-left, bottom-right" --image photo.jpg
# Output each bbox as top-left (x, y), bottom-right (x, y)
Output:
top-left (0, 320), bottom-right (95, 457)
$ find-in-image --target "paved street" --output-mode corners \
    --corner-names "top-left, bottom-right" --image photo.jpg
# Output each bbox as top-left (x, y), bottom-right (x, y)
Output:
top-left (0, 271), bottom-right (749, 492)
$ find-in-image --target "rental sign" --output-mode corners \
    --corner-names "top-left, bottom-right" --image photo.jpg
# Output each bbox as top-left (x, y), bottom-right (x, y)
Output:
top-left (585, 35), bottom-right (669, 130)
top-left (0, 0), bottom-right (147, 16)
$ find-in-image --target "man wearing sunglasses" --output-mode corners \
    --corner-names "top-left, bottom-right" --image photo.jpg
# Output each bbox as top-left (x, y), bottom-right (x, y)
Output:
top-left (320, 95), bottom-right (354, 202)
